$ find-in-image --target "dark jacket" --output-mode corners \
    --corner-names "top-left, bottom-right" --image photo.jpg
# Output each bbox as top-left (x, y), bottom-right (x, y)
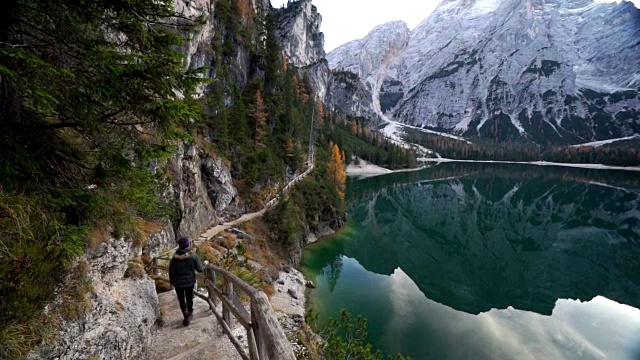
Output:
top-left (169, 249), bottom-right (204, 288)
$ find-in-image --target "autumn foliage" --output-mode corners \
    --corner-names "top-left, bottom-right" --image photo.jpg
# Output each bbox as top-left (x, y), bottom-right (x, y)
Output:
top-left (327, 144), bottom-right (347, 199)
top-left (237, 0), bottom-right (253, 23)
top-left (250, 90), bottom-right (268, 148)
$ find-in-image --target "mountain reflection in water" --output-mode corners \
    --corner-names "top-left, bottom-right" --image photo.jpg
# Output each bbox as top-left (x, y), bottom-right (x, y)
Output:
top-left (301, 163), bottom-right (640, 360)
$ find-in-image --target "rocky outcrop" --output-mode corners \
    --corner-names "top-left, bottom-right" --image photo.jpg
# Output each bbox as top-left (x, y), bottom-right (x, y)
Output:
top-left (327, 69), bottom-right (380, 123)
top-left (30, 233), bottom-right (172, 359)
top-left (169, 142), bottom-right (237, 240)
top-left (274, 0), bottom-right (379, 119)
top-left (275, 0), bottom-right (325, 68)
top-left (327, 0), bottom-right (640, 145)
top-left (304, 59), bottom-right (331, 102)
top-left (175, 0), bottom-right (214, 71)
top-left (202, 156), bottom-right (237, 212)
top-left (274, 0), bottom-right (331, 101)
top-left (170, 142), bottom-right (216, 239)
top-left (328, 20), bottom-right (410, 94)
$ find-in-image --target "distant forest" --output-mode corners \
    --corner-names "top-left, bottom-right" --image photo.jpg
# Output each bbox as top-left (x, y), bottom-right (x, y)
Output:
top-left (405, 129), bottom-right (640, 167)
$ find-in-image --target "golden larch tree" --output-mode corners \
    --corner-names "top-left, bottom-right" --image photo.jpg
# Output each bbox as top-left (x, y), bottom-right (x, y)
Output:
top-left (237, 0), bottom-right (253, 23)
top-left (291, 75), bottom-right (300, 98)
top-left (250, 90), bottom-right (267, 148)
top-left (327, 144), bottom-right (347, 199)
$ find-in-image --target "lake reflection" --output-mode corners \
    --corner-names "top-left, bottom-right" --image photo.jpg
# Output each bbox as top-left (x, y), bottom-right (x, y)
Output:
top-left (301, 163), bottom-right (640, 359)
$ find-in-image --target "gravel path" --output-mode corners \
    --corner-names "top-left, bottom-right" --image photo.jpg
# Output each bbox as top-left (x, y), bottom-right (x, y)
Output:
top-left (146, 291), bottom-right (243, 360)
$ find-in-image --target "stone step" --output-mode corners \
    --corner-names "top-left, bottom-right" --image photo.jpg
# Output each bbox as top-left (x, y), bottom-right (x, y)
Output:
top-left (148, 290), bottom-right (245, 360)
top-left (165, 339), bottom-right (242, 360)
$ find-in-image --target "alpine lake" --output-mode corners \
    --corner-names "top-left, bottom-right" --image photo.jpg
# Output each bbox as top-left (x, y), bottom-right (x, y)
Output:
top-left (300, 162), bottom-right (640, 360)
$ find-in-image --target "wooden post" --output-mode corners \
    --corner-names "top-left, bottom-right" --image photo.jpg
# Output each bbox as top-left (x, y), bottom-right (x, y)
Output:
top-left (251, 292), bottom-right (295, 360)
top-left (152, 258), bottom-right (159, 276)
top-left (207, 268), bottom-right (218, 307)
top-left (223, 278), bottom-right (233, 329)
top-left (247, 324), bottom-right (259, 360)
top-left (251, 304), bottom-right (266, 360)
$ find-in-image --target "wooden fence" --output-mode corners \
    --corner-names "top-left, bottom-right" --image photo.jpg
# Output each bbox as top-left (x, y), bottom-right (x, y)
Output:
top-left (150, 258), bottom-right (295, 360)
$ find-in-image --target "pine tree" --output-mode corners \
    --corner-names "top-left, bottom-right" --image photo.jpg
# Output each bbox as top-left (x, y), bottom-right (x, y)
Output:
top-left (0, 0), bottom-right (203, 351)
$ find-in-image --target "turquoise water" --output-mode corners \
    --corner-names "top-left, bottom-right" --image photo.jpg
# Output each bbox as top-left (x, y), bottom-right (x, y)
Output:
top-left (301, 163), bottom-right (640, 360)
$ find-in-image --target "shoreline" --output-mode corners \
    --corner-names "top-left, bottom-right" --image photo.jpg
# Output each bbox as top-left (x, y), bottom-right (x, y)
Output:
top-left (419, 158), bottom-right (640, 172)
top-left (347, 157), bottom-right (640, 181)
top-left (346, 159), bottom-right (427, 179)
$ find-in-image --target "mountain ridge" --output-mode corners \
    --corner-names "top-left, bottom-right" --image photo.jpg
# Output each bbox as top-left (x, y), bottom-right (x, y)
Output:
top-left (327, 0), bottom-right (640, 145)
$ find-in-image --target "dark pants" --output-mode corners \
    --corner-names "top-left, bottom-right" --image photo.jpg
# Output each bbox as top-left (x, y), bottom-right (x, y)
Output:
top-left (175, 286), bottom-right (194, 317)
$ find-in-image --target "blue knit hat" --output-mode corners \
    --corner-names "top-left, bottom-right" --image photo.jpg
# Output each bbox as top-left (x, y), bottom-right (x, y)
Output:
top-left (178, 237), bottom-right (190, 249)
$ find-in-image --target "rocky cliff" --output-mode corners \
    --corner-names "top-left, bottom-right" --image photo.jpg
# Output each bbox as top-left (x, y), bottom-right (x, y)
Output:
top-left (29, 234), bottom-right (171, 359)
top-left (274, 0), bottom-right (331, 102)
top-left (30, 143), bottom-right (238, 359)
top-left (327, 0), bottom-right (640, 145)
top-left (326, 69), bottom-right (381, 124)
top-left (275, 0), bottom-right (325, 68)
top-left (273, 0), bottom-right (381, 122)
top-left (169, 142), bottom-right (238, 240)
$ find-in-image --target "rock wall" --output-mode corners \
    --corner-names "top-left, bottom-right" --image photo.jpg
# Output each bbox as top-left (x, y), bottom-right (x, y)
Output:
top-left (29, 230), bottom-right (172, 359)
top-left (275, 0), bottom-right (325, 68)
top-left (170, 143), bottom-right (214, 240)
top-left (327, 69), bottom-right (380, 124)
top-left (29, 141), bottom-right (238, 359)
top-left (175, 0), bottom-right (215, 71)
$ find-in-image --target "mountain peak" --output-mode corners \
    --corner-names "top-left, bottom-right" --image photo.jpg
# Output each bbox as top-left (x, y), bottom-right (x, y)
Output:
top-left (327, 20), bottom-right (410, 81)
top-left (327, 0), bottom-right (640, 145)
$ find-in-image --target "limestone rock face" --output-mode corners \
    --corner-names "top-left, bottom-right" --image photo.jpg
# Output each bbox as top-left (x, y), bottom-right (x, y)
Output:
top-left (30, 237), bottom-right (163, 359)
top-left (275, 0), bottom-right (325, 68)
top-left (326, 21), bottom-right (410, 124)
top-left (327, 68), bottom-right (381, 124)
top-left (174, 0), bottom-right (269, 96)
top-left (328, 20), bottom-right (410, 96)
top-left (201, 156), bottom-right (237, 212)
top-left (174, 0), bottom-right (214, 72)
top-left (327, 0), bottom-right (640, 144)
top-left (170, 142), bottom-right (216, 239)
top-left (274, 0), bottom-right (331, 102)
top-left (170, 142), bottom-right (237, 240)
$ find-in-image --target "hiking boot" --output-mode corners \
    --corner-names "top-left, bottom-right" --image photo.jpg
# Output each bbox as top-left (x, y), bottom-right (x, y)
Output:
top-left (182, 311), bottom-right (190, 326)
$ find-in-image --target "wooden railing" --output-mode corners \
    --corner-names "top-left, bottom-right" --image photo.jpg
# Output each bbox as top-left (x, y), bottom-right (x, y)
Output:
top-left (150, 258), bottom-right (295, 360)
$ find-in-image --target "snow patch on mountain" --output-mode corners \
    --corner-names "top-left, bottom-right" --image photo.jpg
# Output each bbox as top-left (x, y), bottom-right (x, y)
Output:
top-left (327, 0), bottom-right (640, 145)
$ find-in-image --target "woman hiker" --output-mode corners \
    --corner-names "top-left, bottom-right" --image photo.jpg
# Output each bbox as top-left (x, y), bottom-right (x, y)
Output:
top-left (169, 236), bottom-right (204, 326)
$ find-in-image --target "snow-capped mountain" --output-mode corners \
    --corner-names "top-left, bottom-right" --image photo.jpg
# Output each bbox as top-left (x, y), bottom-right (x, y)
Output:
top-left (327, 0), bottom-right (640, 145)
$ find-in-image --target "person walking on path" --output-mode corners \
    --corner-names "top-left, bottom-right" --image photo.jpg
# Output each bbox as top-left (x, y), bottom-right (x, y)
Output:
top-left (169, 237), bottom-right (204, 326)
